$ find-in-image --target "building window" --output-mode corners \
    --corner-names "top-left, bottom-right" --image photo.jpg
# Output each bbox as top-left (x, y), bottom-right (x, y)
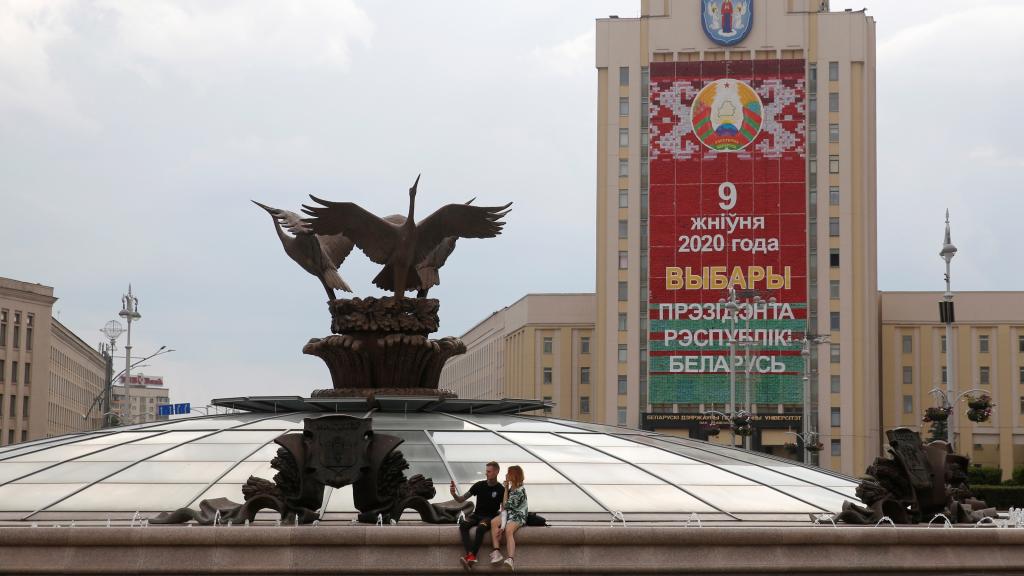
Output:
top-left (831, 407), bottom-right (841, 427)
top-left (618, 375), bottom-right (628, 395)
top-left (830, 312), bottom-right (840, 331)
top-left (618, 159), bottom-right (629, 177)
top-left (829, 92), bottom-right (839, 112)
top-left (24, 363), bottom-right (30, 385)
top-left (827, 280), bottom-right (838, 300)
top-left (1019, 335), bottom-right (1024, 353)
top-left (543, 396), bottom-right (552, 414)
top-left (618, 281), bottom-right (628, 301)
top-left (1019, 366), bottom-right (1024, 385)
top-left (618, 189), bottom-right (629, 208)
top-left (581, 337), bottom-right (590, 355)
top-left (20, 430), bottom-right (26, 442)
top-left (543, 367), bottom-right (552, 384)
top-left (903, 395), bottom-right (913, 414)
top-left (10, 361), bottom-right (17, 383)
top-left (618, 219), bottom-right (628, 239)
top-left (828, 61), bottom-right (839, 81)
top-left (580, 367), bottom-right (590, 385)
top-left (618, 313), bottom-right (627, 331)
top-left (619, 97), bottom-right (629, 116)
top-left (619, 128), bottom-right (629, 147)
top-left (809, 95), bottom-right (817, 120)
top-left (830, 375), bottom-right (840, 393)
top-left (942, 366), bottom-right (947, 384)
top-left (902, 335), bottom-right (913, 354)
top-left (617, 407), bottom-right (627, 426)
top-left (580, 396), bottom-right (590, 414)
top-left (831, 439), bottom-right (841, 456)
top-left (829, 123), bottom-right (839, 143)
top-left (808, 128), bottom-right (817, 156)
top-left (7, 395), bottom-right (14, 418)
top-left (6, 430), bottom-right (12, 445)
top-left (0, 360), bottom-right (4, 382)
top-left (618, 345), bottom-right (628, 364)
top-left (12, 325), bottom-right (19, 349)
top-left (619, 66), bottom-right (629, 86)
top-left (0, 311), bottom-right (5, 347)
top-left (941, 335), bottom-right (947, 353)
top-left (543, 337), bottom-right (553, 354)
top-left (829, 155), bottom-right (839, 174)
top-left (830, 344), bottom-right (840, 364)
top-left (902, 366), bottom-right (913, 385)
top-left (979, 335), bottom-right (989, 353)
top-left (22, 396), bottom-right (29, 417)
top-left (618, 251), bottom-right (628, 270)
top-left (980, 366), bottom-right (990, 386)
top-left (829, 217), bottom-right (839, 237)
top-left (829, 249), bottom-right (840, 268)
top-left (829, 186), bottom-right (839, 205)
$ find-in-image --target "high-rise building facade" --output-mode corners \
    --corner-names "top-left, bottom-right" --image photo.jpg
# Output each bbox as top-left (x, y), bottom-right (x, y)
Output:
top-left (439, 294), bottom-right (595, 421)
top-left (1, 277), bottom-right (106, 444)
top-left (112, 374), bottom-right (171, 425)
top-left (595, 0), bottom-right (878, 474)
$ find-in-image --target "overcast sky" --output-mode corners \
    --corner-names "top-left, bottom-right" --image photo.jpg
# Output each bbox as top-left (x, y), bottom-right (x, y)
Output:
top-left (1, 1), bottom-right (1021, 413)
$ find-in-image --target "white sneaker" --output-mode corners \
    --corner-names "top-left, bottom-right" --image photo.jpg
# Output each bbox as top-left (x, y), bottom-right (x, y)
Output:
top-left (503, 557), bottom-right (514, 571)
top-left (490, 550), bottom-right (504, 565)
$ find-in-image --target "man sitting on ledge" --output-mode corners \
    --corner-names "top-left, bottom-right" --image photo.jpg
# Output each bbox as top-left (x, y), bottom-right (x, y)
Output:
top-left (450, 461), bottom-right (504, 570)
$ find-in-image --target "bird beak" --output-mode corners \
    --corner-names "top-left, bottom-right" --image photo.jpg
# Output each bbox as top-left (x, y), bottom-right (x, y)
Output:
top-left (410, 174), bottom-right (421, 195)
top-left (251, 200), bottom-right (275, 215)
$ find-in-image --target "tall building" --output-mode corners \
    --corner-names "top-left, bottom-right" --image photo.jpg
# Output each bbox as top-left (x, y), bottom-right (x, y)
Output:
top-left (882, 291), bottom-right (1024, 480)
top-left (439, 294), bottom-right (595, 421)
top-left (112, 374), bottom-right (170, 424)
top-left (0, 277), bottom-right (106, 444)
top-left (595, 0), bottom-right (878, 474)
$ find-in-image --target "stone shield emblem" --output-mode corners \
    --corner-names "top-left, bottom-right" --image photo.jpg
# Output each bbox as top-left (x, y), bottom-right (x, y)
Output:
top-left (303, 415), bottom-right (373, 487)
top-left (701, 0), bottom-right (753, 47)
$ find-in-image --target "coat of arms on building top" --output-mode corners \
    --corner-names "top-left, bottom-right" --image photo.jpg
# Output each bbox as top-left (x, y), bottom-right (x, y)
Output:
top-left (701, 0), bottom-right (753, 46)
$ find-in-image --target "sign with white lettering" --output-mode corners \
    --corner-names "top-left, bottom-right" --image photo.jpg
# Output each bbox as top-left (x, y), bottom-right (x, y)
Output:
top-left (647, 59), bottom-right (807, 405)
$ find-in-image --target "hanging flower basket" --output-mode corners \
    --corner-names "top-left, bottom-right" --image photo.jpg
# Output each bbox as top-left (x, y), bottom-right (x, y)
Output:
top-left (967, 394), bottom-right (994, 411)
top-left (967, 407), bottom-right (992, 423)
top-left (805, 441), bottom-right (825, 453)
top-left (784, 442), bottom-right (799, 454)
top-left (730, 412), bottom-right (753, 437)
top-left (923, 406), bottom-right (952, 423)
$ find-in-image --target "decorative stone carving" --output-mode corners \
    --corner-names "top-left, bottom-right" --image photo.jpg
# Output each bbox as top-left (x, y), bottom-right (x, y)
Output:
top-left (836, 427), bottom-right (997, 525)
top-left (151, 415), bottom-right (470, 525)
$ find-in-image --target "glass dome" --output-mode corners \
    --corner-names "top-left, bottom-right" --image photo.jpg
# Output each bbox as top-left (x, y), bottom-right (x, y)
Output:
top-left (0, 410), bottom-right (861, 524)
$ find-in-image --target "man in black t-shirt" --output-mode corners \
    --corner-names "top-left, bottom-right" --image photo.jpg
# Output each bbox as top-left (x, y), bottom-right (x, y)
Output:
top-left (450, 461), bottom-right (505, 569)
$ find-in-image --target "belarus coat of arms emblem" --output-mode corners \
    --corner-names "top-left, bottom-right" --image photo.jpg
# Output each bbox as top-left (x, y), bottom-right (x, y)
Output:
top-left (701, 0), bottom-right (753, 46)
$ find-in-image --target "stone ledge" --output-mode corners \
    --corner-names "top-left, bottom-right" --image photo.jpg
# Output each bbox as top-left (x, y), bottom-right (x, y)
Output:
top-left (2, 526), bottom-right (1024, 574)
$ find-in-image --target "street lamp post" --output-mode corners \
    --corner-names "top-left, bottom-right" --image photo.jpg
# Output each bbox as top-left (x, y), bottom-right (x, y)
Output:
top-left (940, 211), bottom-right (957, 447)
top-left (119, 285), bottom-right (142, 419)
top-left (99, 320), bottom-right (125, 428)
top-left (719, 288), bottom-right (740, 418)
top-left (799, 334), bottom-right (829, 465)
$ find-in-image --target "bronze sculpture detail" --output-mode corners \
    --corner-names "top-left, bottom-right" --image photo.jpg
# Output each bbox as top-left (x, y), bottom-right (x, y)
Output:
top-left (836, 427), bottom-right (996, 525)
top-left (302, 175), bottom-right (511, 298)
top-left (253, 201), bottom-right (355, 300)
top-left (150, 415), bottom-right (471, 525)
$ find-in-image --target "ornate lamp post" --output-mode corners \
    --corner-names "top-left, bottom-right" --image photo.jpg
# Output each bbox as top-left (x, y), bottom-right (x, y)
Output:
top-left (799, 335), bottom-right (828, 464)
top-left (119, 285), bottom-right (142, 419)
top-left (99, 320), bottom-right (124, 428)
top-left (939, 211), bottom-right (957, 446)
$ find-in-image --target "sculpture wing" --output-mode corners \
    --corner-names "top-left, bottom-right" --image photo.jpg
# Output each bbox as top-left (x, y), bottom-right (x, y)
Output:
top-left (413, 202), bottom-right (511, 263)
top-left (252, 201), bottom-right (312, 235)
top-left (316, 233), bottom-right (355, 269)
top-left (302, 196), bottom-right (400, 265)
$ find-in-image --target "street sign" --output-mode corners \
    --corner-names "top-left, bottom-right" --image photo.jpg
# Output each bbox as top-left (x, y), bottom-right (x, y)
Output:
top-left (157, 403), bottom-right (191, 416)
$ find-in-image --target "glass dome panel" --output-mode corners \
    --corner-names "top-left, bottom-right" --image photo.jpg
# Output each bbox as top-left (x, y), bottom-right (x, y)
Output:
top-left (435, 444), bottom-right (537, 463)
top-left (525, 445), bottom-right (619, 464)
top-left (0, 483), bottom-right (86, 511)
top-left (106, 461), bottom-right (236, 484)
top-left (640, 464), bottom-right (756, 485)
top-left (684, 485), bottom-right (822, 513)
top-left (559, 433), bottom-right (648, 447)
top-left (149, 444), bottom-right (264, 462)
top-left (0, 462), bottom-right (54, 484)
top-left (502, 433), bottom-right (576, 446)
top-left (583, 485), bottom-right (714, 513)
top-left (51, 483), bottom-right (208, 512)
top-left (516, 484), bottom-right (604, 513)
top-left (430, 432), bottom-right (509, 445)
top-left (22, 461), bottom-right (127, 483)
top-left (554, 463), bottom-right (664, 485)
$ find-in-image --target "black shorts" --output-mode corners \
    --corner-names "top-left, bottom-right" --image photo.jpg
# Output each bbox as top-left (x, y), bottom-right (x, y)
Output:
top-left (460, 513), bottom-right (494, 529)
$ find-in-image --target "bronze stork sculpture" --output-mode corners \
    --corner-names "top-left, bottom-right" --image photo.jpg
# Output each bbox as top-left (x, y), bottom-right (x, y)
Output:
top-left (302, 176), bottom-right (510, 299)
top-left (252, 201), bottom-right (355, 300)
top-left (380, 197), bottom-right (473, 298)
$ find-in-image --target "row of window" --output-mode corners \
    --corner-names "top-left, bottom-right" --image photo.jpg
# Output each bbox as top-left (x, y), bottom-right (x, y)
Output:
top-left (0, 309), bottom-right (34, 350)
top-left (5, 429), bottom-right (28, 445)
top-left (541, 336), bottom-right (591, 355)
top-left (901, 334), bottom-right (1024, 354)
top-left (902, 365), bottom-right (1024, 386)
top-left (0, 360), bottom-right (31, 384)
top-left (542, 367), bottom-right (592, 386)
top-left (3, 395), bottom-right (30, 418)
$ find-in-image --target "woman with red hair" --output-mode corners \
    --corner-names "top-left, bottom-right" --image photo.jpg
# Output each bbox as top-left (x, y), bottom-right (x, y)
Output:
top-left (490, 465), bottom-right (527, 570)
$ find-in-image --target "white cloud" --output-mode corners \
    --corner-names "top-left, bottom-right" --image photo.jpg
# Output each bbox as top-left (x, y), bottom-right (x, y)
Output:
top-left (532, 28), bottom-right (594, 77)
top-left (0, 0), bottom-right (93, 127)
top-left (96, 0), bottom-right (373, 86)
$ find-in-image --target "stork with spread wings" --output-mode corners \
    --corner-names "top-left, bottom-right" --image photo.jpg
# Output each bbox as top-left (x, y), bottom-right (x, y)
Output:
top-left (302, 175), bottom-right (511, 299)
top-left (252, 201), bottom-right (355, 300)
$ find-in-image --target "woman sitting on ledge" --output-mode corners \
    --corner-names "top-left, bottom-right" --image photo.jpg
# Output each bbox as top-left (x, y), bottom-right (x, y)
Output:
top-left (490, 465), bottom-right (527, 570)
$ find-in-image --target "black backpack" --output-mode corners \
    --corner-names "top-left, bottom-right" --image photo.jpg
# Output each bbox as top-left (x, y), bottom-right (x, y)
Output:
top-left (525, 512), bottom-right (547, 526)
